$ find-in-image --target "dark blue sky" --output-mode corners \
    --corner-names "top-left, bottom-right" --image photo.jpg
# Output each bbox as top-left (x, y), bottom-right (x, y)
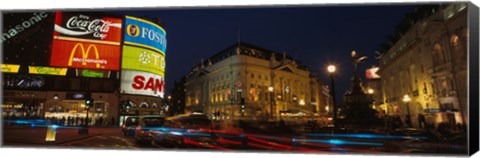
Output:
top-left (120, 4), bottom-right (418, 105)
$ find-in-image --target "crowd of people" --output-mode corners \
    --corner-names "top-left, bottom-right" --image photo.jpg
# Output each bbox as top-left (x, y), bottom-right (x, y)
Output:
top-left (2, 114), bottom-right (117, 127)
top-left (44, 116), bottom-right (116, 126)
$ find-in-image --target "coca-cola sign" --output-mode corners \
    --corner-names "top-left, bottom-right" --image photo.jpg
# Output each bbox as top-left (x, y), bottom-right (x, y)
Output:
top-left (53, 12), bottom-right (122, 42)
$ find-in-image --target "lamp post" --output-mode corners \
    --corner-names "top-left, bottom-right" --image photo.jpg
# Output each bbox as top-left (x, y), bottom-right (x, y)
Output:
top-left (167, 95), bottom-right (172, 116)
top-left (268, 86), bottom-right (274, 119)
top-left (368, 88), bottom-right (375, 109)
top-left (81, 98), bottom-right (93, 134)
top-left (403, 94), bottom-right (412, 127)
top-left (327, 65), bottom-right (337, 127)
top-left (53, 95), bottom-right (58, 114)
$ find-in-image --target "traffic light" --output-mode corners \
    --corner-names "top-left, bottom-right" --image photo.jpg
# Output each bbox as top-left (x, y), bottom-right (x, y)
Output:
top-left (85, 98), bottom-right (94, 106)
top-left (240, 98), bottom-right (246, 115)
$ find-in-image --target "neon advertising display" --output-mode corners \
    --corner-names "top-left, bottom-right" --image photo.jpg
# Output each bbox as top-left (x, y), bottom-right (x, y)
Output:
top-left (124, 16), bottom-right (167, 55)
top-left (50, 12), bottom-right (123, 70)
top-left (1, 64), bottom-right (21, 73)
top-left (120, 16), bottom-right (167, 99)
top-left (120, 70), bottom-right (165, 98)
top-left (28, 66), bottom-right (68, 76)
top-left (75, 69), bottom-right (111, 78)
top-left (122, 45), bottom-right (165, 76)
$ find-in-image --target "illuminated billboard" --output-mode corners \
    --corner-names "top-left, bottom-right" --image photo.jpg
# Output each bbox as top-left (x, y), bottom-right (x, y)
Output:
top-left (122, 45), bottom-right (165, 76)
top-left (75, 69), bottom-right (111, 78)
top-left (51, 12), bottom-right (123, 70)
top-left (53, 12), bottom-right (122, 42)
top-left (51, 40), bottom-right (121, 70)
top-left (124, 16), bottom-right (167, 54)
top-left (28, 66), bottom-right (68, 76)
top-left (121, 70), bottom-right (165, 98)
top-left (1, 64), bottom-right (20, 73)
top-left (366, 67), bottom-right (380, 79)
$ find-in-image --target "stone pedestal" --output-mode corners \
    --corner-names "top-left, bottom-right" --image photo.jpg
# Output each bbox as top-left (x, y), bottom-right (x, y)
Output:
top-left (341, 74), bottom-right (382, 128)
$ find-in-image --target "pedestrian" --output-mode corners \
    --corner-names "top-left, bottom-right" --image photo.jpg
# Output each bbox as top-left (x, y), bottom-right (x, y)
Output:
top-left (74, 116), bottom-right (79, 126)
top-left (99, 117), bottom-right (104, 126)
top-left (79, 117), bottom-right (84, 126)
top-left (111, 117), bottom-right (115, 126)
top-left (51, 117), bottom-right (57, 125)
top-left (69, 116), bottom-right (74, 126)
top-left (61, 116), bottom-right (66, 126)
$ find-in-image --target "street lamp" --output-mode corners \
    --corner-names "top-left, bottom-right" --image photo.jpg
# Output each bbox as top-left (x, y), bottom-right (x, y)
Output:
top-left (367, 88), bottom-right (374, 94)
top-left (367, 88), bottom-right (375, 109)
top-left (268, 86), bottom-right (274, 119)
top-left (327, 65), bottom-right (337, 127)
top-left (80, 98), bottom-right (93, 134)
top-left (403, 94), bottom-right (412, 127)
top-left (53, 94), bottom-right (58, 114)
top-left (167, 95), bottom-right (173, 116)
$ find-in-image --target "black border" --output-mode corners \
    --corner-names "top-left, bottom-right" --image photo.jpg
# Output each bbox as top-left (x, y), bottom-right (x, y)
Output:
top-left (468, 1), bottom-right (479, 156)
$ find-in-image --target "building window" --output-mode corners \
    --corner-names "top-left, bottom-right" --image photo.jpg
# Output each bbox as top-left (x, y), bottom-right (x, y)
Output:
top-left (423, 82), bottom-right (428, 94)
top-left (251, 73), bottom-right (254, 78)
top-left (451, 34), bottom-right (466, 61)
top-left (433, 43), bottom-right (446, 66)
top-left (451, 35), bottom-right (460, 46)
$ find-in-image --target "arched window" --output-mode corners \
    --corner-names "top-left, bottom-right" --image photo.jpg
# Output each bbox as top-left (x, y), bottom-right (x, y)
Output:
top-left (139, 102), bottom-right (149, 108)
top-left (433, 43), bottom-right (445, 66)
top-left (451, 34), bottom-right (466, 61)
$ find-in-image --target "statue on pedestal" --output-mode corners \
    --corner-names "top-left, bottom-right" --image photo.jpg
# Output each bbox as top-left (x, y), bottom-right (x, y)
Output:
top-left (341, 50), bottom-right (383, 128)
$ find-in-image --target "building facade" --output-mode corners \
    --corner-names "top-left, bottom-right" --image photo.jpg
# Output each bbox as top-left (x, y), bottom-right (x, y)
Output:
top-left (378, 4), bottom-right (468, 128)
top-left (1, 12), bottom-right (166, 126)
top-left (184, 43), bottom-right (330, 121)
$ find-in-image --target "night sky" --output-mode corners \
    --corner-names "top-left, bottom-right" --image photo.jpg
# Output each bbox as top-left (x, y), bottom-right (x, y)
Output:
top-left (3, 4), bottom-right (423, 105)
top-left (121, 4), bottom-right (419, 105)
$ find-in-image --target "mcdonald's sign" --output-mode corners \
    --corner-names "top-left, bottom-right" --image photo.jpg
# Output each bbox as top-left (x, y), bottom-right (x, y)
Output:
top-left (50, 40), bottom-right (120, 70)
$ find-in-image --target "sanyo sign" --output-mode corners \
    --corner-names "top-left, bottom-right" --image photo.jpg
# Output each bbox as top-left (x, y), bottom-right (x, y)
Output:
top-left (121, 70), bottom-right (165, 98)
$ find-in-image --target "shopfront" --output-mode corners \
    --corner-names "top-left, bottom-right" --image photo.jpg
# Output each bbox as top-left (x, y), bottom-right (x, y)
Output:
top-left (118, 95), bottom-right (163, 126)
top-left (2, 90), bottom-right (47, 119)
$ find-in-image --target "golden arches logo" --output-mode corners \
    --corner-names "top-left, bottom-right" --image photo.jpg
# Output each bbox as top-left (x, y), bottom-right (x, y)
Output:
top-left (126, 24), bottom-right (140, 37)
top-left (68, 43), bottom-right (101, 68)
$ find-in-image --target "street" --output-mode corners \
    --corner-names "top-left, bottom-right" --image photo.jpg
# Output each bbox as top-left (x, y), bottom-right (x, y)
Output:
top-left (1, 119), bottom-right (468, 155)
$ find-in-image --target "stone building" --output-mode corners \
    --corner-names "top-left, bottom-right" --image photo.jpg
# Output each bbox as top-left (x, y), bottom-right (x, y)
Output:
top-left (184, 42), bottom-right (331, 121)
top-left (378, 4), bottom-right (468, 128)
